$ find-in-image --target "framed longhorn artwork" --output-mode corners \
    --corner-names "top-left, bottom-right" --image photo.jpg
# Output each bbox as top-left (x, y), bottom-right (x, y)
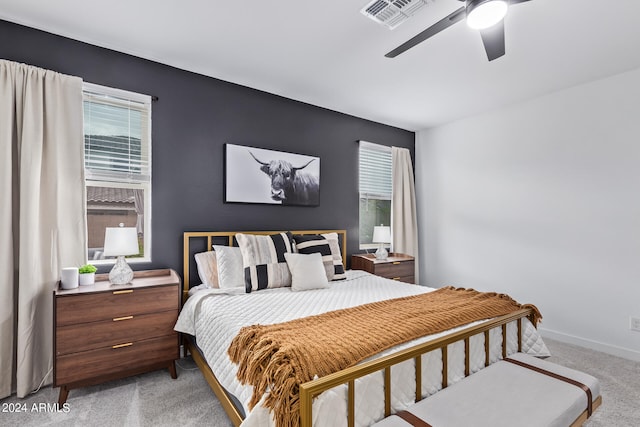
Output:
top-left (224, 144), bottom-right (320, 206)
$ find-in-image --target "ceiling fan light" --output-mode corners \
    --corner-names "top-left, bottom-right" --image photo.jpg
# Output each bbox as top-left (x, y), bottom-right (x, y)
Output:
top-left (466, 0), bottom-right (508, 30)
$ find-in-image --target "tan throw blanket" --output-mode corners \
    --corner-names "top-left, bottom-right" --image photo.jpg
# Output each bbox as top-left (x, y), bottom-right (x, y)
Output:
top-left (228, 287), bottom-right (541, 427)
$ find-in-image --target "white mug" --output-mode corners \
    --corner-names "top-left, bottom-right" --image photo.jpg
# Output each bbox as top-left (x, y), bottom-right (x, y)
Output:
top-left (61, 267), bottom-right (79, 290)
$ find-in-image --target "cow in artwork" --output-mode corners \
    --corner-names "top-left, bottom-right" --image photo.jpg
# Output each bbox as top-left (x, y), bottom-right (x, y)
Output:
top-left (249, 151), bottom-right (320, 206)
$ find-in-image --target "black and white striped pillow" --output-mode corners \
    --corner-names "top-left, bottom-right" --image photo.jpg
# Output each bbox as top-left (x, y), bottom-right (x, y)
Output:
top-left (321, 232), bottom-right (346, 281)
top-left (292, 235), bottom-right (335, 281)
top-left (236, 232), bottom-right (294, 293)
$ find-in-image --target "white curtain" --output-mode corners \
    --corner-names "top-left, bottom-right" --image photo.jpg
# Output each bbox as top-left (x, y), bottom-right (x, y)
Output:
top-left (391, 146), bottom-right (419, 282)
top-left (0, 60), bottom-right (86, 398)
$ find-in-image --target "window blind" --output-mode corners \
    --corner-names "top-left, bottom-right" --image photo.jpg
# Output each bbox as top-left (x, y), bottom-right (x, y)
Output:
top-left (83, 87), bottom-right (151, 184)
top-left (359, 141), bottom-right (392, 199)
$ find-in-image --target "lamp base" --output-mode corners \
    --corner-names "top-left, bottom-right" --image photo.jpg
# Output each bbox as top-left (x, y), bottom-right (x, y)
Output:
top-left (375, 244), bottom-right (388, 261)
top-left (109, 255), bottom-right (134, 285)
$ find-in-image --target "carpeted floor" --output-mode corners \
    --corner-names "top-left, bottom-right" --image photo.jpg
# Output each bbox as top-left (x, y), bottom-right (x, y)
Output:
top-left (1, 338), bottom-right (638, 426)
top-left (0, 357), bottom-right (232, 427)
top-left (545, 339), bottom-right (640, 427)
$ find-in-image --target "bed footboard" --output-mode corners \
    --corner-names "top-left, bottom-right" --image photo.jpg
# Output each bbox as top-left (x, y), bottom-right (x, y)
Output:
top-left (299, 308), bottom-right (535, 427)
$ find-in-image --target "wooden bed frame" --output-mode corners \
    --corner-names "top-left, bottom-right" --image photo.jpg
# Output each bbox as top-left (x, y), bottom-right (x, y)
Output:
top-left (181, 230), bottom-right (550, 427)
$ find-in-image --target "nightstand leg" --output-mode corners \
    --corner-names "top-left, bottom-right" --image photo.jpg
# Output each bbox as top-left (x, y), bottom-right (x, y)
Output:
top-left (58, 386), bottom-right (69, 405)
top-left (168, 360), bottom-right (177, 379)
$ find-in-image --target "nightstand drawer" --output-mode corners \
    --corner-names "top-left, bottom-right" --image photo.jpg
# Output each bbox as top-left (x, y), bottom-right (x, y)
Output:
top-left (55, 334), bottom-right (179, 386)
top-left (56, 310), bottom-right (179, 355)
top-left (56, 284), bottom-right (179, 326)
top-left (375, 261), bottom-right (414, 279)
top-left (351, 253), bottom-right (416, 284)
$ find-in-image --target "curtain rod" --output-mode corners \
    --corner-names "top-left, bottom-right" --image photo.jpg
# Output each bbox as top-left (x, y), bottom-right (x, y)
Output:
top-left (83, 82), bottom-right (158, 103)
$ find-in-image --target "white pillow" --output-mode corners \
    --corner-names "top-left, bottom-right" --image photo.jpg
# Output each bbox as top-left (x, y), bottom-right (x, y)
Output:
top-left (284, 252), bottom-right (329, 292)
top-left (212, 245), bottom-right (245, 289)
top-left (194, 251), bottom-right (218, 288)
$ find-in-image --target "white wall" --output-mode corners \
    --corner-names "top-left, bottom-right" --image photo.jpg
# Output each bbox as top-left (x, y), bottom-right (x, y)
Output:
top-left (416, 67), bottom-right (640, 360)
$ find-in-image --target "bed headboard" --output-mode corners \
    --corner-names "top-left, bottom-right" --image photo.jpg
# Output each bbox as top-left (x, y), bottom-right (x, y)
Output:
top-left (182, 229), bottom-right (347, 301)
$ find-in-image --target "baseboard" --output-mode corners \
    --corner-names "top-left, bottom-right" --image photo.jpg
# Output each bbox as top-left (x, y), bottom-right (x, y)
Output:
top-left (539, 327), bottom-right (640, 362)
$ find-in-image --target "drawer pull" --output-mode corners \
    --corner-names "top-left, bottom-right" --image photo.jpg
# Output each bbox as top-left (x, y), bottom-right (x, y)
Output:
top-left (112, 290), bottom-right (133, 295)
top-left (112, 342), bottom-right (133, 349)
top-left (392, 262), bottom-right (401, 265)
top-left (113, 315), bottom-right (134, 322)
top-left (392, 277), bottom-right (401, 280)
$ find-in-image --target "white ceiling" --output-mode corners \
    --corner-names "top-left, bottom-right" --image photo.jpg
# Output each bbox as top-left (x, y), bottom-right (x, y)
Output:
top-left (2, 0), bottom-right (640, 131)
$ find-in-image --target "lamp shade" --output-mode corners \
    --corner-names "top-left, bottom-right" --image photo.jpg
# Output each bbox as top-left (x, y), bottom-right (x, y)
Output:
top-left (103, 224), bottom-right (139, 256)
top-left (372, 225), bottom-right (391, 244)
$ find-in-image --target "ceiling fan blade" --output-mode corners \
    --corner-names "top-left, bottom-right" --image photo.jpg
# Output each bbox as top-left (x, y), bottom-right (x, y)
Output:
top-left (385, 7), bottom-right (466, 58)
top-left (479, 19), bottom-right (506, 61)
top-left (509, 0), bottom-right (533, 4)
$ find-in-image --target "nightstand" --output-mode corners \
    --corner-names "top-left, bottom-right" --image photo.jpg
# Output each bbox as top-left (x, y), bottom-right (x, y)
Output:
top-left (53, 269), bottom-right (181, 404)
top-left (351, 253), bottom-right (415, 284)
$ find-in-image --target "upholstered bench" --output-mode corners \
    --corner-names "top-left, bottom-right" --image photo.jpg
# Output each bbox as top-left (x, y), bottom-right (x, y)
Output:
top-left (372, 353), bottom-right (601, 427)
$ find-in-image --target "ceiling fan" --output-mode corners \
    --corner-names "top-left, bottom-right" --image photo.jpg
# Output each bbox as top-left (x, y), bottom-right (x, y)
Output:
top-left (385, 0), bottom-right (534, 61)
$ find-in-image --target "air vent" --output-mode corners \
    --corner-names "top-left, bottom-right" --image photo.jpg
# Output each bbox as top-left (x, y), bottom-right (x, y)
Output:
top-left (361, 0), bottom-right (432, 30)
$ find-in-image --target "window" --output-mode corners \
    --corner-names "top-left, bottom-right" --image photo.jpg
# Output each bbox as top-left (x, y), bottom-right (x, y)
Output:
top-left (83, 83), bottom-right (152, 264)
top-left (359, 141), bottom-right (392, 249)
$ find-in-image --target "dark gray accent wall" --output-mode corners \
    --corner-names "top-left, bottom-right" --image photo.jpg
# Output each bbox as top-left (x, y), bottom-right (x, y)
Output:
top-left (0, 20), bottom-right (415, 275)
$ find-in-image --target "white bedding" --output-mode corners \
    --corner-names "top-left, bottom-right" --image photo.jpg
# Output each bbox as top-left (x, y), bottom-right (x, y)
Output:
top-left (175, 270), bottom-right (549, 427)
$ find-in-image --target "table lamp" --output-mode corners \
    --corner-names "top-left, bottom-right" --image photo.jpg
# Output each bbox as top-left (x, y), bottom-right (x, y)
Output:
top-left (372, 225), bottom-right (391, 260)
top-left (103, 223), bottom-right (139, 285)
